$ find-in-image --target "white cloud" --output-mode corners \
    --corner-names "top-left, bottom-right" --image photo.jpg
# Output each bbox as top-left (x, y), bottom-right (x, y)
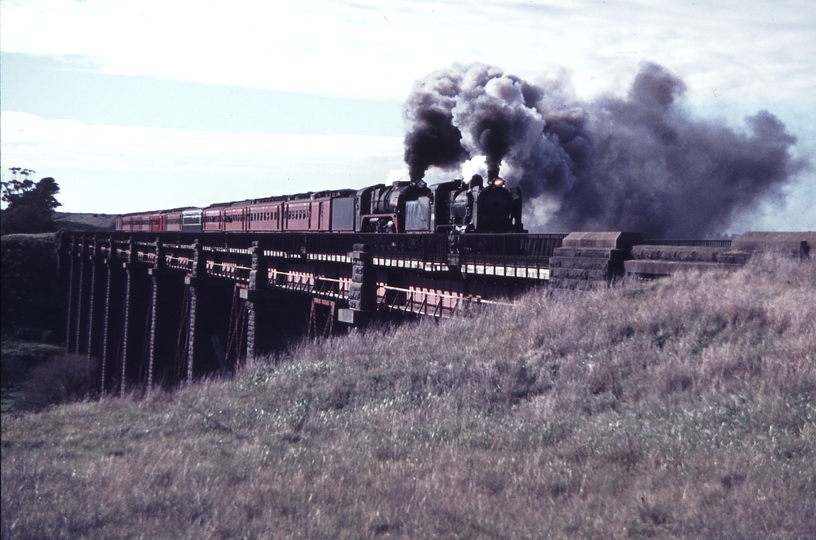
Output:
top-left (0, 112), bottom-right (404, 212)
top-left (2, 0), bottom-right (815, 107)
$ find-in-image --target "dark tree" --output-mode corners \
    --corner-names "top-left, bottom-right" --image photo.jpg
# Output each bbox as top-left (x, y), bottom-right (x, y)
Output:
top-left (1, 169), bottom-right (62, 235)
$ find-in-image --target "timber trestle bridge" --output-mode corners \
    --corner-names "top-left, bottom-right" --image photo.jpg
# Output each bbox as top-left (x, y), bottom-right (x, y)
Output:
top-left (61, 231), bottom-right (567, 394)
top-left (61, 229), bottom-right (814, 394)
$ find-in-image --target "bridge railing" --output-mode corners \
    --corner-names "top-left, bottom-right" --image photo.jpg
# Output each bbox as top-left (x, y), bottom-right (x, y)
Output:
top-left (454, 233), bottom-right (568, 268)
top-left (99, 231), bottom-right (570, 272)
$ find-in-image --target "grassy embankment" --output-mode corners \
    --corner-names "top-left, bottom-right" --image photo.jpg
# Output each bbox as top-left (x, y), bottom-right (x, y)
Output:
top-left (2, 255), bottom-right (815, 539)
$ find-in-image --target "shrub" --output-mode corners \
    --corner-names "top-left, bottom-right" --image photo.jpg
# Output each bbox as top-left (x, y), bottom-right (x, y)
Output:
top-left (14, 354), bottom-right (94, 412)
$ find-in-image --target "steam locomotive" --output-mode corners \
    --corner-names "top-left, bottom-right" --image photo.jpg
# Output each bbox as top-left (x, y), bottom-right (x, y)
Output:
top-left (116, 172), bottom-right (524, 235)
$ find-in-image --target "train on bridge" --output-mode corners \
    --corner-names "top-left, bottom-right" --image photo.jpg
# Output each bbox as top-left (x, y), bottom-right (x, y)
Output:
top-left (116, 173), bottom-right (524, 236)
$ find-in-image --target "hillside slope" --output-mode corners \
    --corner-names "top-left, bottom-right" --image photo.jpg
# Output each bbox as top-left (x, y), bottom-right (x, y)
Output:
top-left (53, 212), bottom-right (117, 232)
top-left (2, 256), bottom-right (815, 539)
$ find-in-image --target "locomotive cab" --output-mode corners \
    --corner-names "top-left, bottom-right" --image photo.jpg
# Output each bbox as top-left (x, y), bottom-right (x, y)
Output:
top-left (357, 181), bottom-right (433, 233)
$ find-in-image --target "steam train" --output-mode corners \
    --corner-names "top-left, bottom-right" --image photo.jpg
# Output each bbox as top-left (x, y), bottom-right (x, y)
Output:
top-left (116, 173), bottom-right (524, 235)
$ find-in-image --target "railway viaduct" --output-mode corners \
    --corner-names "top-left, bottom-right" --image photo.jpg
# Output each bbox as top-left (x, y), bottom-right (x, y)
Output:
top-left (60, 230), bottom-right (813, 395)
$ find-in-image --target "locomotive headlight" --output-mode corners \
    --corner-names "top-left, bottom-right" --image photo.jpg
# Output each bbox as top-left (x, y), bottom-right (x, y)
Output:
top-left (493, 177), bottom-right (505, 187)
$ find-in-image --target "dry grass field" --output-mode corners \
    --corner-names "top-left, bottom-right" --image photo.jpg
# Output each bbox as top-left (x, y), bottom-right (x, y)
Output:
top-left (2, 255), bottom-right (815, 539)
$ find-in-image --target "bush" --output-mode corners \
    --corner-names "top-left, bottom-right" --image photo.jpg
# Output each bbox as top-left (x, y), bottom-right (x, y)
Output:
top-left (14, 354), bottom-right (94, 412)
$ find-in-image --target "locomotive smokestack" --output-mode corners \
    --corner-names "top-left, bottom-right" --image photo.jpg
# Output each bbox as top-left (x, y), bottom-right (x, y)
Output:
top-left (487, 168), bottom-right (499, 183)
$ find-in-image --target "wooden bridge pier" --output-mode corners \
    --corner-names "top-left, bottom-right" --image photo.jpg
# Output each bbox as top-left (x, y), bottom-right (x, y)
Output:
top-left (99, 245), bottom-right (126, 393)
top-left (145, 240), bottom-right (188, 388)
top-left (243, 241), bottom-right (270, 360)
top-left (339, 243), bottom-right (376, 327)
top-left (74, 238), bottom-right (92, 355)
top-left (184, 242), bottom-right (239, 382)
top-left (120, 239), bottom-right (153, 396)
top-left (64, 236), bottom-right (80, 353)
top-left (86, 238), bottom-right (108, 363)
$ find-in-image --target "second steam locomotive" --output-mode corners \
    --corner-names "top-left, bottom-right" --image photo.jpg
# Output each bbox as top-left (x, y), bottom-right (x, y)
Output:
top-left (117, 172), bottom-right (524, 235)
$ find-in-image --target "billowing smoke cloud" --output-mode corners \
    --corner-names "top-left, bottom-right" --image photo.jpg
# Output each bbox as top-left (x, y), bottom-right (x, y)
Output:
top-left (402, 62), bottom-right (808, 237)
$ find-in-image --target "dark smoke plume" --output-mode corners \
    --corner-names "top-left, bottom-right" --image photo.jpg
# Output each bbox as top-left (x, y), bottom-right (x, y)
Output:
top-left (402, 62), bottom-right (808, 237)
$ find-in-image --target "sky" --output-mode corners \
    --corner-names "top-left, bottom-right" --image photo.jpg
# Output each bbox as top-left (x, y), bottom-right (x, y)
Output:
top-left (1, 0), bottom-right (814, 232)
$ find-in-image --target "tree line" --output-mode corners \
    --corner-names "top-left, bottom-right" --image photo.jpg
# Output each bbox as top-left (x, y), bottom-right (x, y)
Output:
top-left (1, 168), bottom-right (61, 235)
